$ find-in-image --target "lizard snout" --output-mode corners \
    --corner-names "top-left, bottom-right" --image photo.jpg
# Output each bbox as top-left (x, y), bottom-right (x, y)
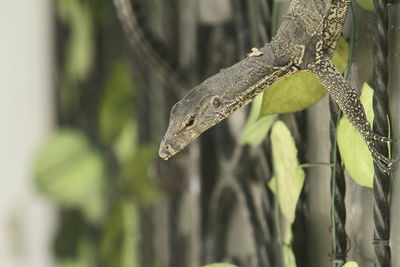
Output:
top-left (159, 141), bottom-right (175, 160)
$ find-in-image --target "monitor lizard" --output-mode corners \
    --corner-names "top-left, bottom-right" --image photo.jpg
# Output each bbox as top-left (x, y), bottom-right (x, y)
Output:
top-left (159, 0), bottom-right (396, 173)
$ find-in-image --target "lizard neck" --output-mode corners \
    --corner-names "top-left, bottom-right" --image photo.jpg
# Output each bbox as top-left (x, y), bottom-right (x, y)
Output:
top-left (207, 42), bottom-right (297, 118)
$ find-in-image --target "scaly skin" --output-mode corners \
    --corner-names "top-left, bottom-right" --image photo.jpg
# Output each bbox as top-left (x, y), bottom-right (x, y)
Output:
top-left (313, 59), bottom-right (396, 173)
top-left (159, 0), bottom-right (395, 173)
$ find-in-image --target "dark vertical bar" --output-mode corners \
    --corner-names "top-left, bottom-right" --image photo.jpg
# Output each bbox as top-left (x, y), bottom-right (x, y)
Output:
top-left (329, 98), bottom-right (347, 264)
top-left (372, 0), bottom-right (391, 266)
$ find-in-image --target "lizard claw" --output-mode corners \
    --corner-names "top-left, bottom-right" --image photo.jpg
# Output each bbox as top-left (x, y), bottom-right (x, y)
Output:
top-left (373, 133), bottom-right (396, 144)
top-left (389, 157), bottom-right (400, 165)
top-left (375, 159), bottom-right (395, 174)
top-left (369, 145), bottom-right (398, 174)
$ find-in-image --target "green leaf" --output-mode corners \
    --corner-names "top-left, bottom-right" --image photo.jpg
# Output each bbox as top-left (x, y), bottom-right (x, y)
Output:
top-left (34, 130), bottom-right (105, 223)
top-left (355, 0), bottom-right (374, 11)
top-left (121, 202), bottom-right (140, 267)
top-left (240, 94), bottom-right (277, 147)
top-left (114, 121), bottom-right (160, 203)
top-left (113, 120), bottom-right (138, 164)
top-left (282, 245), bottom-right (297, 267)
top-left (58, 0), bottom-right (95, 116)
top-left (260, 72), bottom-right (328, 116)
top-left (58, 0), bottom-right (94, 80)
top-left (202, 264), bottom-right (239, 267)
top-left (58, 237), bottom-right (96, 267)
top-left (101, 204), bottom-right (124, 267)
top-left (332, 37), bottom-right (350, 73)
top-left (337, 83), bottom-right (374, 188)
top-left (344, 261), bottom-right (359, 267)
top-left (121, 144), bottom-right (160, 202)
top-left (268, 121), bottom-right (305, 223)
top-left (259, 37), bottom-right (348, 117)
top-left (101, 202), bottom-right (139, 267)
top-left (280, 223), bottom-right (297, 267)
top-left (99, 61), bottom-right (136, 144)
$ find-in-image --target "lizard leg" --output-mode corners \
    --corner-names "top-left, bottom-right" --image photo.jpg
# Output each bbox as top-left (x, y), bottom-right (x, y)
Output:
top-left (322, 0), bottom-right (351, 57)
top-left (312, 59), bottom-right (395, 173)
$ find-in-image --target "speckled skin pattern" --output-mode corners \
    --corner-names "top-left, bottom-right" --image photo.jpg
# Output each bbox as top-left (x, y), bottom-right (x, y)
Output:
top-left (313, 59), bottom-right (394, 172)
top-left (159, 0), bottom-right (395, 172)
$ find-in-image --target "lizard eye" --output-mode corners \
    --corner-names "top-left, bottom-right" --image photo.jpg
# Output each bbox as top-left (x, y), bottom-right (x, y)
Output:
top-left (184, 115), bottom-right (195, 129)
top-left (212, 97), bottom-right (222, 109)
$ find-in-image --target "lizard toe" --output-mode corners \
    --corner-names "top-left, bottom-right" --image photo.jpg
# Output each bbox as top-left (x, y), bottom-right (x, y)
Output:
top-left (368, 145), bottom-right (397, 174)
top-left (373, 133), bottom-right (395, 144)
top-left (369, 146), bottom-right (394, 165)
top-left (388, 157), bottom-right (400, 165)
top-left (377, 162), bottom-right (394, 174)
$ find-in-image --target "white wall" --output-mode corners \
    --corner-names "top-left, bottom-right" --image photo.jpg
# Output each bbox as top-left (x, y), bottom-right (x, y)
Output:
top-left (0, 1), bottom-right (56, 267)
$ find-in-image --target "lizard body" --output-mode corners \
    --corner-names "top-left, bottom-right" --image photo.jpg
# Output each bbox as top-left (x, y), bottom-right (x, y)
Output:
top-left (159, 0), bottom-right (395, 173)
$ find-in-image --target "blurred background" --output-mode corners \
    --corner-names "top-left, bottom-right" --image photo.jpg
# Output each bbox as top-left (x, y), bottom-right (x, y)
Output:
top-left (1, 1), bottom-right (400, 267)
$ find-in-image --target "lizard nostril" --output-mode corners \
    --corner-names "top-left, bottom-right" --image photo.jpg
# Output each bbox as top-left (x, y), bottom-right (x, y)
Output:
top-left (159, 144), bottom-right (172, 160)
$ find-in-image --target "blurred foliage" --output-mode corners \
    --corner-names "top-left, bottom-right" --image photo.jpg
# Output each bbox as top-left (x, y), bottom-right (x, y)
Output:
top-left (58, 0), bottom-right (94, 81)
top-left (99, 61), bottom-right (136, 144)
top-left (202, 264), bottom-right (239, 267)
top-left (269, 121), bottom-right (305, 224)
top-left (355, 0), bottom-right (374, 11)
top-left (54, 210), bottom-right (91, 262)
top-left (34, 0), bottom-right (362, 266)
top-left (100, 201), bottom-right (139, 267)
top-left (344, 261), bottom-right (359, 267)
top-left (114, 121), bottom-right (160, 202)
top-left (268, 121), bottom-right (303, 267)
top-left (120, 143), bottom-right (160, 202)
top-left (58, 237), bottom-right (97, 267)
top-left (34, 0), bottom-right (160, 266)
top-left (58, 0), bottom-right (94, 115)
top-left (337, 83), bottom-right (375, 187)
top-left (34, 130), bottom-right (106, 224)
top-left (259, 37), bottom-right (349, 117)
top-left (240, 94), bottom-right (277, 147)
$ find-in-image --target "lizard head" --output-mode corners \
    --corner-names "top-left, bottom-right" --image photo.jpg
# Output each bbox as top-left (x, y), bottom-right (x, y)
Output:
top-left (159, 87), bottom-right (225, 160)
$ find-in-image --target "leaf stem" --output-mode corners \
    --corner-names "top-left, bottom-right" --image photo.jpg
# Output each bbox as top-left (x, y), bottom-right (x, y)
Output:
top-left (299, 162), bottom-right (334, 168)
